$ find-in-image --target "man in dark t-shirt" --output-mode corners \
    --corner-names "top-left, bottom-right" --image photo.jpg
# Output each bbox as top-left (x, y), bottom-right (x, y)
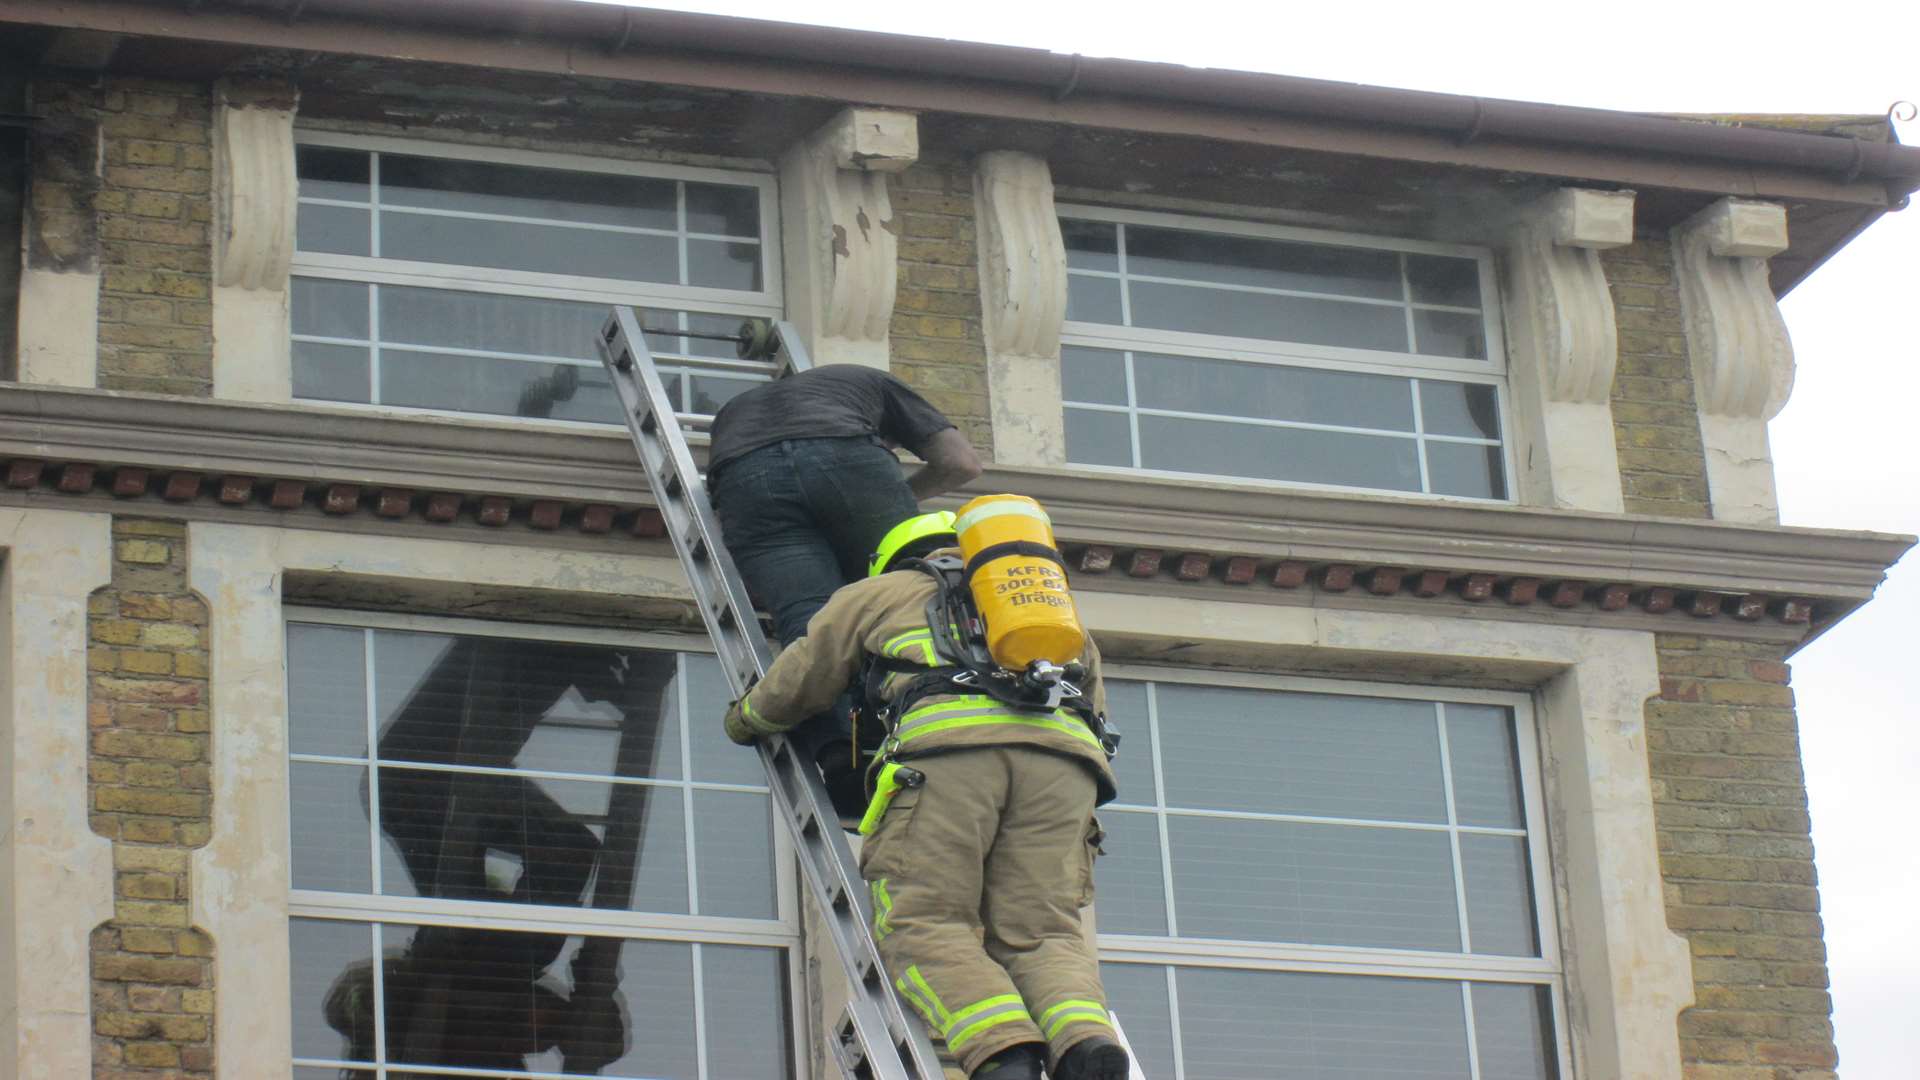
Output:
top-left (707, 364), bottom-right (981, 810)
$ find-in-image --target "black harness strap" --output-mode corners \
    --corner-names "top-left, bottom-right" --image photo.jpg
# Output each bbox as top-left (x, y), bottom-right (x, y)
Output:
top-left (853, 554), bottom-right (1111, 764)
top-left (961, 540), bottom-right (1064, 583)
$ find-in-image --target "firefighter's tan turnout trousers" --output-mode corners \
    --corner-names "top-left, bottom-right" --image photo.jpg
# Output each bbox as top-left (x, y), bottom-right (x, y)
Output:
top-left (860, 745), bottom-right (1110, 1075)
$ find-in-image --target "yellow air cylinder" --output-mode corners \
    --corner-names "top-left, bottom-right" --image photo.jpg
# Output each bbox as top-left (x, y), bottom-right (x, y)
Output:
top-left (954, 494), bottom-right (1086, 670)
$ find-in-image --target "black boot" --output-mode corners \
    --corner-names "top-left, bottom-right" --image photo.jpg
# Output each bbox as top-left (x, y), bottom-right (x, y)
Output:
top-left (1053, 1035), bottom-right (1130, 1080)
top-left (971, 1042), bottom-right (1046, 1080)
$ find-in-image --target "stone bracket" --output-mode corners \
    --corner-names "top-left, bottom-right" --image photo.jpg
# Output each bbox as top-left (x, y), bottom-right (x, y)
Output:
top-left (213, 79), bottom-right (298, 292)
top-left (211, 79), bottom-right (298, 403)
top-left (975, 150), bottom-right (1068, 465)
top-left (777, 108), bottom-right (918, 368)
top-left (1501, 188), bottom-right (1635, 512)
top-left (1672, 198), bottom-right (1794, 523)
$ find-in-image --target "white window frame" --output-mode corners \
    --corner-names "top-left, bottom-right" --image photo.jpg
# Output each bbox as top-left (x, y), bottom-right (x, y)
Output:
top-left (1097, 663), bottom-right (1571, 1080)
top-left (1058, 204), bottom-right (1518, 503)
top-left (282, 606), bottom-right (807, 1080)
top-left (289, 132), bottom-right (784, 430)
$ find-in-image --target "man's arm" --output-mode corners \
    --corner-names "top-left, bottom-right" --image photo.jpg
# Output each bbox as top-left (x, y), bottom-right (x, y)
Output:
top-left (907, 426), bottom-right (984, 500)
top-left (724, 582), bottom-right (885, 744)
top-left (1081, 633), bottom-right (1107, 717)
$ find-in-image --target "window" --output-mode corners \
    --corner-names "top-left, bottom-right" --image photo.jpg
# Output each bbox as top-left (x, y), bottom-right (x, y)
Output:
top-left (1059, 208), bottom-right (1511, 500)
top-left (1095, 672), bottom-right (1565, 1079)
top-left (285, 611), bottom-right (798, 1080)
top-left (290, 134), bottom-right (781, 424)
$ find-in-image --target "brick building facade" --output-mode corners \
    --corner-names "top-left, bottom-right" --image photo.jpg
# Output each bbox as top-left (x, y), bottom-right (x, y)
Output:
top-left (2, 3), bottom-right (1915, 1079)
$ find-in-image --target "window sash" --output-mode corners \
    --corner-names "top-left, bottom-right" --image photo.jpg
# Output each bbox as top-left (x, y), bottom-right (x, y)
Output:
top-left (292, 133), bottom-right (780, 303)
top-left (1057, 203), bottom-right (1503, 372)
top-left (282, 607), bottom-right (800, 935)
top-left (288, 915), bottom-right (797, 1080)
top-left (289, 133), bottom-right (781, 427)
top-left (1100, 959), bottom-right (1569, 1080)
top-left (282, 607), bottom-right (805, 1078)
top-left (1093, 666), bottom-right (1566, 1078)
top-left (1095, 665), bottom-right (1562, 973)
top-left (1057, 205), bottom-right (1514, 500)
top-left (1059, 340), bottom-right (1512, 500)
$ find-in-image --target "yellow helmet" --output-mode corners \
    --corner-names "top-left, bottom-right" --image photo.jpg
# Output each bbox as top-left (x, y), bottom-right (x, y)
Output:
top-left (868, 511), bottom-right (958, 577)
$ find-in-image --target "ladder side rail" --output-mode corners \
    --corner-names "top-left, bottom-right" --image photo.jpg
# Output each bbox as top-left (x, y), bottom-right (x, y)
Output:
top-left (772, 318), bottom-right (815, 377)
top-left (596, 307), bottom-right (944, 1080)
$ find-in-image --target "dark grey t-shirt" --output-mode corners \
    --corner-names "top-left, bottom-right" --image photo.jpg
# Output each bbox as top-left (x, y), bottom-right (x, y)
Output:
top-left (707, 365), bottom-right (955, 472)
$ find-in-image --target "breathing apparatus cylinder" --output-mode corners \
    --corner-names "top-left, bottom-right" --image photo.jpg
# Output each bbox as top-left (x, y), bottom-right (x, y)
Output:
top-left (953, 494), bottom-right (1086, 670)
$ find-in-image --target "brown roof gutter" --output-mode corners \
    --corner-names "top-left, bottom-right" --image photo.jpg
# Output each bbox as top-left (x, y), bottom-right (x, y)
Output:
top-left (13, 0), bottom-right (1919, 201)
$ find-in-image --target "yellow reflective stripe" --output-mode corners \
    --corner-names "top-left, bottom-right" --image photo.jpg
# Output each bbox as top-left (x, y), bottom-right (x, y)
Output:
top-left (740, 693), bottom-right (763, 723)
top-left (884, 629), bottom-right (934, 660)
top-left (955, 499), bottom-right (1051, 533)
top-left (881, 630), bottom-right (937, 666)
top-left (895, 705), bottom-right (1005, 731)
top-left (896, 711), bottom-right (1102, 750)
top-left (894, 974), bottom-right (938, 1027)
top-left (870, 879), bottom-right (894, 940)
top-left (948, 1004), bottom-right (1035, 1053)
top-left (898, 695), bottom-right (1098, 748)
top-left (902, 694), bottom-right (1000, 716)
top-left (904, 966), bottom-right (951, 1026)
top-left (1038, 999), bottom-right (1107, 1026)
top-left (944, 993), bottom-right (1024, 1035)
top-left (1039, 999), bottom-right (1112, 1040)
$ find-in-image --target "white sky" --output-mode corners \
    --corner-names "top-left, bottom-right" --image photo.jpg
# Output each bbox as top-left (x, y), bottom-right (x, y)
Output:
top-left (589, 1), bottom-right (1919, 1072)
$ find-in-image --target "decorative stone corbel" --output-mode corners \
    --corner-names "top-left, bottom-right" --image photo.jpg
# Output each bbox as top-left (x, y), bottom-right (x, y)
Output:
top-left (1671, 198), bottom-right (1794, 524)
top-left (16, 111), bottom-right (102, 387)
top-left (777, 108), bottom-right (917, 369)
top-left (1500, 188), bottom-right (1635, 512)
top-left (211, 79), bottom-right (298, 401)
top-left (975, 151), bottom-right (1068, 466)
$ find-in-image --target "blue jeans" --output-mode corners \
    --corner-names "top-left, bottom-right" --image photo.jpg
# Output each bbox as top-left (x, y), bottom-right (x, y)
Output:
top-left (712, 436), bottom-right (920, 645)
top-left (712, 437), bottom-right (918, 761)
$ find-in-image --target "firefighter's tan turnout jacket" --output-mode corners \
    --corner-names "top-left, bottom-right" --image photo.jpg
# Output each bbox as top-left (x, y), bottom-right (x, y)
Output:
top-left (722, 552), bottom-right (1117, 801)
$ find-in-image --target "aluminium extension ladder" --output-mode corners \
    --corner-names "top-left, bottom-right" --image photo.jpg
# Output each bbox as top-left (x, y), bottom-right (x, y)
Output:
top-left (595, 306), bottom-right (948, 1080)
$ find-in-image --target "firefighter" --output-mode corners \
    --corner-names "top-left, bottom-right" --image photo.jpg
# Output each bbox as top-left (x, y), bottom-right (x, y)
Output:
top-left (722, 512), bottom-right (1130, 1080)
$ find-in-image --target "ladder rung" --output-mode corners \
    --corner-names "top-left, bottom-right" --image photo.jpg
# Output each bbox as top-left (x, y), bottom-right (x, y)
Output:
top-left (794, 805), bottom-right (821, 838)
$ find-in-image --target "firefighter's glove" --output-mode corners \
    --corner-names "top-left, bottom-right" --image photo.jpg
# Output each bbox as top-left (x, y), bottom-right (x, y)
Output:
top-left (724, 693), bottom-right (780, 746)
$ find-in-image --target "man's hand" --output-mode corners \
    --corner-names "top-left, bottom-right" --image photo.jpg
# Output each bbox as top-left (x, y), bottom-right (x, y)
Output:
top-left (907, 426), bottom-right (984, 500)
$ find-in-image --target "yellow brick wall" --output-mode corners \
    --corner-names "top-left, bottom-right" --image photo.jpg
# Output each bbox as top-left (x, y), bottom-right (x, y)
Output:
top-left (887, 160), bottom-right (993, 457)
top-left (88, 518), bottom-right (215, 1077)
top-left (1604, 237), bottom-right (1712, 518)
top-left (95, 79), bottom-right (215, 396)
top-left (31, 75), bottom-right (214, 396)
top-left (1650, 635), bottom-right (1838, 1079)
